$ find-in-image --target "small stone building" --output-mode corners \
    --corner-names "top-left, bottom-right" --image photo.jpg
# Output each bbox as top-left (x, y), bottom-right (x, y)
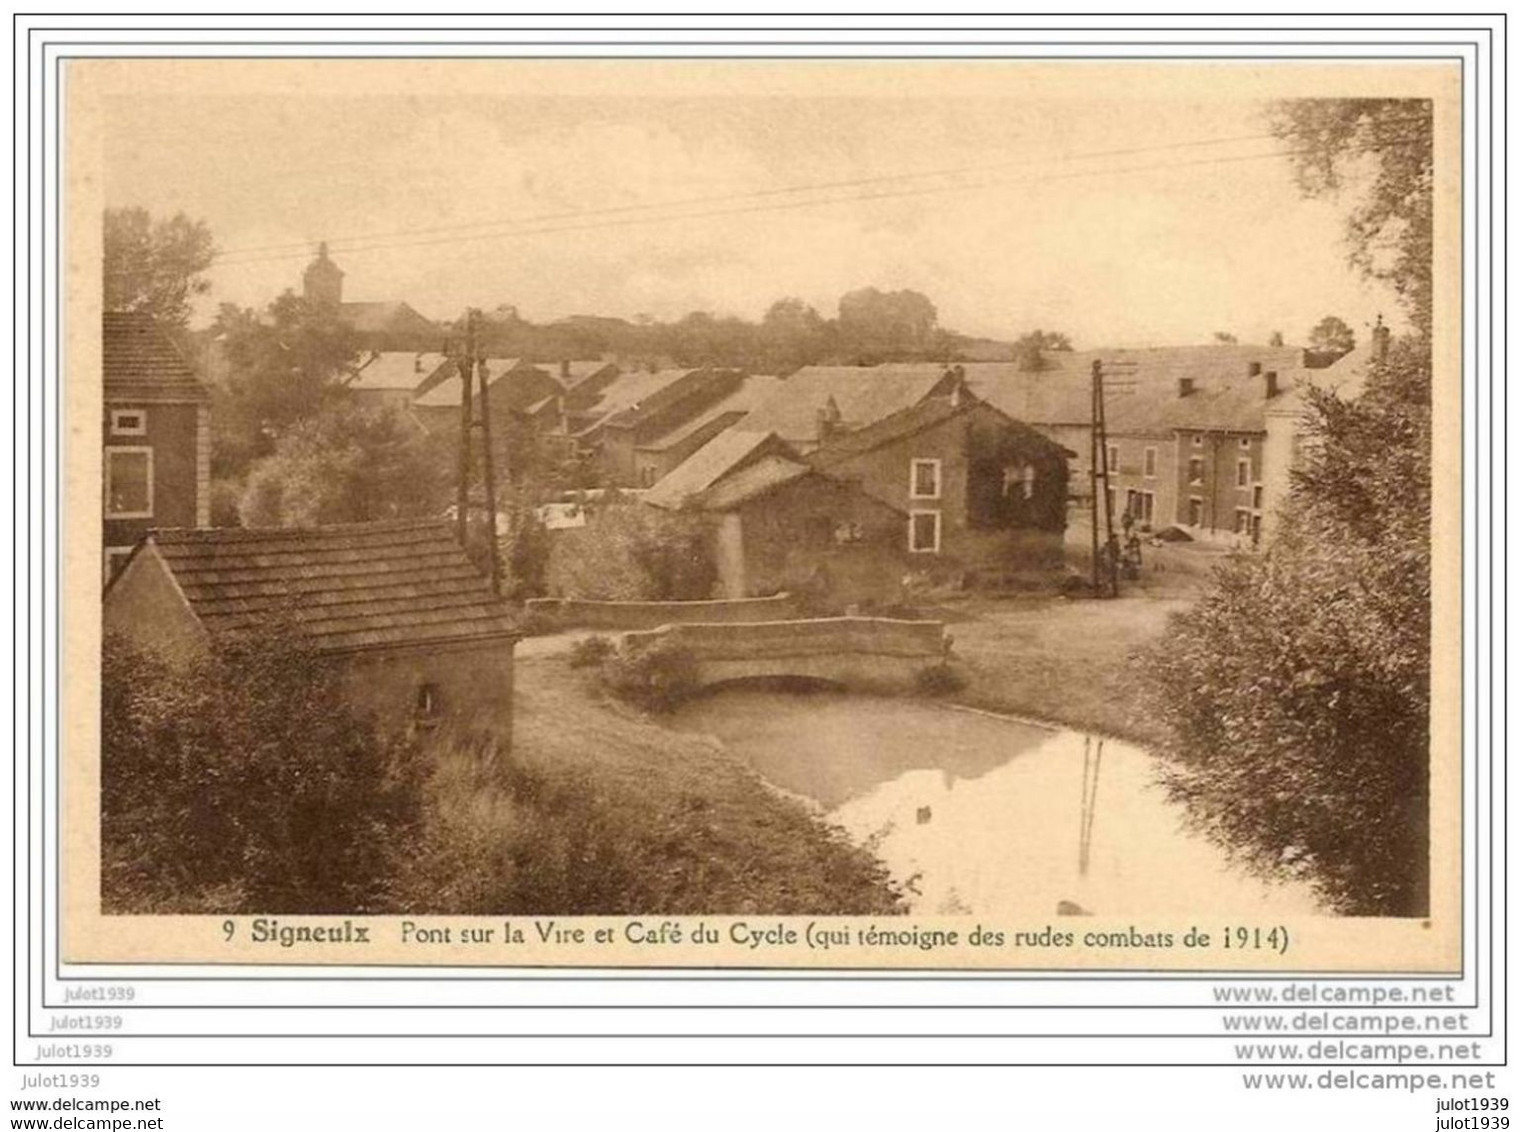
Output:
top-left (103, 519), bottom-right (519, 734)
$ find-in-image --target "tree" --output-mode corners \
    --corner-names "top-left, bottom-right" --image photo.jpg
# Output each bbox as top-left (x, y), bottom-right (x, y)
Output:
top-left (212, 291), bottom-right (362, 474)
top-left (1269, 99), bottom-right (1434, 336)
top-left (1143, 96), bottom-right (1434, 915)
top-left (103, 208), bottom-right (216, 328)
top-left (101, 629), bottom-right (424, 913)
top-left (836, 287), bottom-right (939, 361)
top-left (1268, 330), bottom-right (1285, 347)
top-left (1010, 329), bottom-right (1074, 372)
top-left (1306, 314), bottom-right (1357, 362)
top-left (759, 297), bottom-right (830, 372)
top-left (1212, 330), bottom-right (1238, 344)
top-left (239, 402), bottom-right (449, 528)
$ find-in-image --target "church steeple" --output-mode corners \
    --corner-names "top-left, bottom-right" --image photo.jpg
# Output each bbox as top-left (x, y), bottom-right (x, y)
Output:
top-left (302, 242), bottom-right (344, 307)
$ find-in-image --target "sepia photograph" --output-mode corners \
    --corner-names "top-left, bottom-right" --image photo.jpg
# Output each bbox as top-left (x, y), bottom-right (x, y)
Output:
top-left (65, 58), bottom-right (1461, 967)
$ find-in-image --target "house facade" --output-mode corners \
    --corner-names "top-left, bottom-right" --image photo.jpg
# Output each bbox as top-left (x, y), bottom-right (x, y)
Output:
top-left (102, 312), bottom-right (212, 585)
top-left (103, 520), bottom-right (520, 734)
top-left (809, 391), bottom-right (1072, 584)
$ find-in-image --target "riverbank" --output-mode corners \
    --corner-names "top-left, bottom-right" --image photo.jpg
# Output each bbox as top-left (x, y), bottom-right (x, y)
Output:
top-left (407, 655), bottom-right (906, 915)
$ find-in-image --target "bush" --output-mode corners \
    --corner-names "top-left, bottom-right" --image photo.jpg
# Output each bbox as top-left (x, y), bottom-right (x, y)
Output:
top-left (101, 630), bottom-right (425, 914)
top-left (546, 502), bottom-right (716, 601)
top-left (568, 634), bottom-right (615, 669)
top-left (914, 662), bottom-right (967, 696)
top-left (601, 640), bottom-right (700, 712)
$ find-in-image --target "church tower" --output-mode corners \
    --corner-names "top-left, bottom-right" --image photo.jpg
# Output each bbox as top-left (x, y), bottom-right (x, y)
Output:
top-left (302, 242), bottom-right (344, 308)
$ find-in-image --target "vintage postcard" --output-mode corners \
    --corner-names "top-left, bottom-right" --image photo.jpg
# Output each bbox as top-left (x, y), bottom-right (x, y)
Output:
top-left (62, 57), bottom-right (1463, 970)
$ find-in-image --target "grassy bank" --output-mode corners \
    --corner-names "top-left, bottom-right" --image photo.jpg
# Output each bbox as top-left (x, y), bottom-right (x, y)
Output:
top-left (390, 655), bottom-right (905, 916)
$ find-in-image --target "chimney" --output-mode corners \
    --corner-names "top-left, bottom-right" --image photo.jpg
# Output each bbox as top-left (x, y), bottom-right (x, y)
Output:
top-left (1178, 377), bottom-right (1195, 398)
top-left (414, 353), bottom-right (424, 373)
top-left (1248, 361), bottom-right (1262, 377)
top-left (1264, 371), bottom-right (1279, 398)
top-left (1372, 316), bottom-right (1391, 364)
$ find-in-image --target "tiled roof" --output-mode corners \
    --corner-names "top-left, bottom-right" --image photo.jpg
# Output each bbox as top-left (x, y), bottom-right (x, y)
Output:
top-left (558, 360), bottom-right (618, 389)
top-left (346, 351), bottom-right (449, 393)
top-left (695, 455), bottom-right (814, 511)
top-left (411, 358), bottom-right (547, 408)
top-left (636, 374), bottom-right (783, 452)
top-left (103, 312), bottom-right (209, 402)
top-left (570, 368), bottom-right (702, 436)
top-left (739, 364), bottom-right (957, 446)
top-left (338, 300), bottom-right (435, 335)
top-left (810, 395), bottom-right (1073, 467)
top-left (147, 520), bottom-right (519, 653)
top-left (963, 344), bottom-right (1308, 435)
top-left (642, 429), bottom-right (793, 509)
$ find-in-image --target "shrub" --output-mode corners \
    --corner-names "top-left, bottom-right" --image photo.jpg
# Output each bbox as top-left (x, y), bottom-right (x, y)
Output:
top-left (914, 662), bottom-right (967, 696)
top-left (101, 630), bottom-right (425, 914)
top-left (546, 502), bottom-right (716, 601)
top-left (601, 640), bottom-right (700, 712)
top-left (567, 634), bottom-right (615, 669)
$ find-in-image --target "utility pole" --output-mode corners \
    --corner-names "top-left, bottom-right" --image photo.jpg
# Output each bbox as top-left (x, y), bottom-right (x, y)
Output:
top-left (448, 309), bottom-right (502, 596)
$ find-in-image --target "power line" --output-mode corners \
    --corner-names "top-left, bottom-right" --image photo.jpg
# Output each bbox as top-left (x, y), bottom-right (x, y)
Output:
top-left (207, 135), bottom-right (1430, 271)
top-left (208, 111), bottom-right (1434, 264)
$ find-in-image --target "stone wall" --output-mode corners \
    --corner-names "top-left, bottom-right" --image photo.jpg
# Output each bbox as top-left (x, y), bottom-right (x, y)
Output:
top-left (526, 591), bottom-right (802, 631)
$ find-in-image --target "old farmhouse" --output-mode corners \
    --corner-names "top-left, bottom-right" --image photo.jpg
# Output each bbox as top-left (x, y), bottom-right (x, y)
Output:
top-left (103, 312), bottom-right (212, 586)
top-left (103, 520), bottom-right (520, 733)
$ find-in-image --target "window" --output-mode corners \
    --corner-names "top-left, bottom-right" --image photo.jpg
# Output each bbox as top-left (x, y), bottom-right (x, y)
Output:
top-left (1192, 435), bottom-right (1203, 447)
top-left (910, 458), bottom-right (941, 500)
top-left (1236, 458), bottom-right (1250, 488)
top-left (1235, 508), bottom-right (1252, 534)
top-left (639, 466), bottom-right (656, 487)
top-left (1187, 456), bottom-right (1204, 485)
top-left (1140, 491), bottom-right (1156, 525)
top-left (104, 447), bottom-right (153, 519)
top-left (110, 408), bottom-right (146, 436)
top-left (103, 546), bottom-right (133, 587)
top-left (1143, 447), bottom-right (1157, 478)
top-left (908, 510), bottom-right (941, 553)
top-left (1187, 497), bottom-right (1204, 527)
top-left (1239, 437), bottom-right (1251, 450)
top-left (1106, 445), bottom-right (1120, 473)
top-left (1252, 485), bottom-right (1264, 509)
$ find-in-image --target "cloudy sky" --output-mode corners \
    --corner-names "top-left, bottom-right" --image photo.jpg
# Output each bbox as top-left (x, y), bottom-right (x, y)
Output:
top-left (91, 59), bottom-right (1420, 348)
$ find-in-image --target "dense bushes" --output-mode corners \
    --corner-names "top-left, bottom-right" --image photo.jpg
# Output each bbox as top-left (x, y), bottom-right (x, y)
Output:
top-left (1140, 345), bottom-right (1431, 916)
top-left (546, 501), bottom-right (716, 601)
top-left (567, 634), bottom-right (615, 669)
top-left (101, 631), bottom-right (424, 914)
top-left (600, 639), bottom-right (701, 712)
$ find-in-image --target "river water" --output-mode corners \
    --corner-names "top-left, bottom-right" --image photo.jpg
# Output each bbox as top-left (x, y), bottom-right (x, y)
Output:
top-left (668, 689), bottom-right (1321, 918)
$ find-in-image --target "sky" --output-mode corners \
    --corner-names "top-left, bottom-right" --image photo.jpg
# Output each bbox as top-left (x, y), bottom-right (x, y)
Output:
top-left (94, 60), bottom-right (1415, 349)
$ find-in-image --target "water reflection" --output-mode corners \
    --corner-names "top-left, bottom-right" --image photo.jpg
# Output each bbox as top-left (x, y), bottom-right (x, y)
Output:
top-left (669, 689), bottom-right (1321, 918)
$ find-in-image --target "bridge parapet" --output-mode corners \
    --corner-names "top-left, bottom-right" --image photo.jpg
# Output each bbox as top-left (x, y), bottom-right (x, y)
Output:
top-left (623, 616), bottom-right (949, 668)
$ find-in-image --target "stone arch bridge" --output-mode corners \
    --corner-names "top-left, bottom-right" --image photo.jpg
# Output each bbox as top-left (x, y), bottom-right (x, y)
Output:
top-left (621, 616), bottom-right (950, 693)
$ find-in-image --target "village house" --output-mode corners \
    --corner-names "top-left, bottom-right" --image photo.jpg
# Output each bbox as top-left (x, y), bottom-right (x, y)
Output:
top-left (342, 350), bottom-right (450, 416)
top-left (102, 519), bottom-right (520, 734)
top-left (643, 429), bottom-right (909, 603)
top-left (630, 374), bottom-right (782, 488)
top-left (739, 363), bottom-right (968, 452)
top-left (301, 244), bottom-right (437, 346)
top-left (807, 385), bottom-right (1073, 584)
top-left (571, 366), bottom-right (748, 486)
top-left (102, 311), bottom-right (212, 586)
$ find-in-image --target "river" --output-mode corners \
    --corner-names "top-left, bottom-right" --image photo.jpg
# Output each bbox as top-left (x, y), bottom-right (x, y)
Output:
top-left (667, 688), bottom-right (1321, 917)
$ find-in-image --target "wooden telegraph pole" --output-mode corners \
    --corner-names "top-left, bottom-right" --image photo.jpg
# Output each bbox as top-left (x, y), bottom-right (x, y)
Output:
top-left (449, 309), bottom-right (502, 596)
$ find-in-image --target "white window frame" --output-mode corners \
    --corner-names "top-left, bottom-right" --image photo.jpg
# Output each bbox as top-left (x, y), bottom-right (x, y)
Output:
top-left (908, 509), bottom-right (941, 554)
top-left (104, 446), bottom-right (154, 519)
top-left (909, 458), bottom-right (942, 500)
top-left (1236, 458), bottom-right (1251, 488)
top-left (103, 545), bottom-right (134, 587)
top-left (1235, 508), bottom-right (1253, 535)
top-left (1187, 456), bottom-right (1204, 485)
top-left (109, 408), bottom-right (147, 436)
top-left (1187, 496), bottom-right (1204, 527)
top-left (1143, 446), bottom-right (1157, 478)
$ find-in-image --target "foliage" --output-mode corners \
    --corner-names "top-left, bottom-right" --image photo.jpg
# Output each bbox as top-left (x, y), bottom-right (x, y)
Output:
top-left (103, 207), bottom-right (216, 328)
top-left (546, 502), bottom-right (717, 601)
top-left (836, 287), bottom-right (941, 361)
top-left (211, 292), bottom-right (363, 474)
top-left (1010, 329), bottom-right (1074, 372)
top-left (1307, 314), bottom-right (1357, 363)
top-left (1142, 342), bottom-right (1431, 916)
top-left (600, 639), bottom-right (701, 713)
top-left (1268, 99), bottom-right (1434, 335)
top-left (567, 635), bottom-right (615, 669)
top-left (101, 631), bottom-right (425, 914)
top-left (239, 402), bottom-right (448, 528)
top-left (914, 662), bottom-right (967, 696)
top-left (1212, 331), bottom-right (1238, 344)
